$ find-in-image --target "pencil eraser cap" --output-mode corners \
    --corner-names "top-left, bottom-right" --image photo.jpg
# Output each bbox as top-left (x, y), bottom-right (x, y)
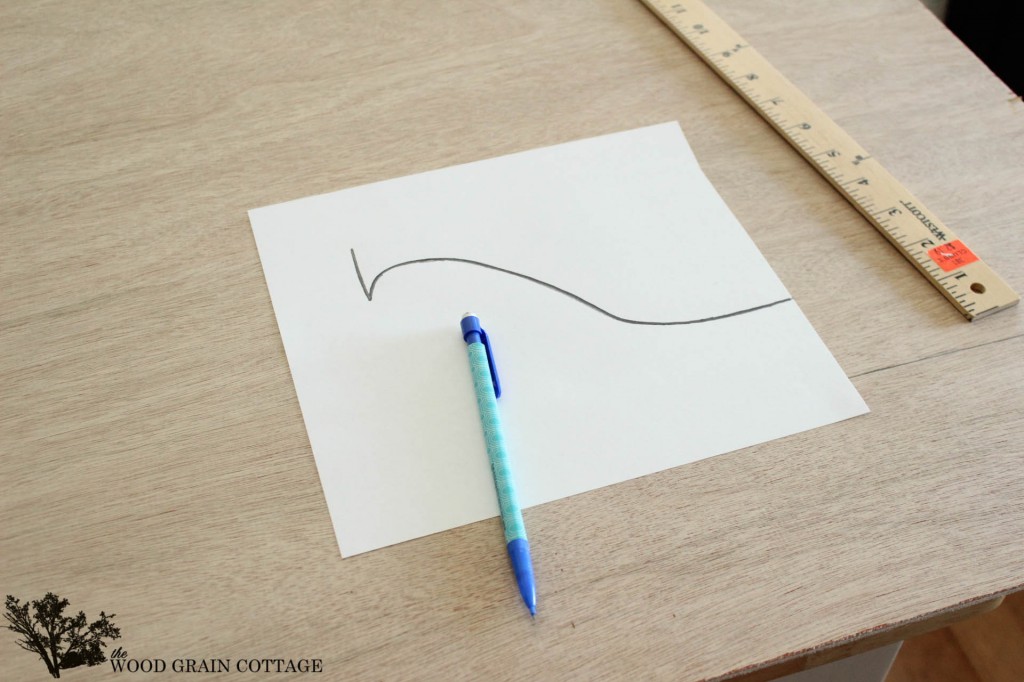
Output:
top-left (460, 315), bottom-right (481, 341)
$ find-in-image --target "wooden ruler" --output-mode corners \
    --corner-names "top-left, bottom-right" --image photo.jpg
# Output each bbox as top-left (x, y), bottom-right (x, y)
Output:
top-left (640, 0), bottom-right (1019, 320)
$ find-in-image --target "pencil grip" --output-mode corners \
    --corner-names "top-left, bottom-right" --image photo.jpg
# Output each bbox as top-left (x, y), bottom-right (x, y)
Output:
top-left (467, 341), bottom-right (527, 543)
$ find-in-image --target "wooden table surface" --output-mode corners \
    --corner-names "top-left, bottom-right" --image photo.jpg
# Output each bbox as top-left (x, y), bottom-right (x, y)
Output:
top-left (2, 1), bottom-right (1022, 680)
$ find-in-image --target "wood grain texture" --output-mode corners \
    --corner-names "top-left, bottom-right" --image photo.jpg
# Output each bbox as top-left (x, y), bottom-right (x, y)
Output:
top-left (1, 1), bottom-right (1022, 681)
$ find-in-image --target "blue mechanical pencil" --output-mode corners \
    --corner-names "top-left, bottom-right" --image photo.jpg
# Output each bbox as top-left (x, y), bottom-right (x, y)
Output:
top-left (460, 313), bottom-right (537, 618)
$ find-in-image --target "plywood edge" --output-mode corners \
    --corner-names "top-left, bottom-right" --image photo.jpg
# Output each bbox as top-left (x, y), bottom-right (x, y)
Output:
top-left (711, 586), bottom-right (1020, 682)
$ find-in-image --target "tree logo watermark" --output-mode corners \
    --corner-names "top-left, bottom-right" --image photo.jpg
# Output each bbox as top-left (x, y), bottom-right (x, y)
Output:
top-left (4, 592), bottom-right (121, 678)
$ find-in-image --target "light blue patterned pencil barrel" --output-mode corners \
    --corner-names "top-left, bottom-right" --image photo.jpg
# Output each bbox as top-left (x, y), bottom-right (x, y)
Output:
top-left (467, 342), bottom-right (527, 543)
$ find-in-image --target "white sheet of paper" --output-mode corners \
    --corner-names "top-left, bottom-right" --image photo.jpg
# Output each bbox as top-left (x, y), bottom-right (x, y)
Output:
top-left (249, 122), bottom-right (868, 557)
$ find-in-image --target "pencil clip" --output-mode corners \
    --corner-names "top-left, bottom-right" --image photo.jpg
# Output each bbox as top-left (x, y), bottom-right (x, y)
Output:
top-left (461, 314), bottom-right (502, 398)
top-left (478, 328), bottom-right (502, 399)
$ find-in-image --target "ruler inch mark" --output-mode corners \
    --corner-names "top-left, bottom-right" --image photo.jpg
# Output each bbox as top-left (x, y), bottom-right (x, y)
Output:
top-left (639, 0), bottom-right (1018, 321)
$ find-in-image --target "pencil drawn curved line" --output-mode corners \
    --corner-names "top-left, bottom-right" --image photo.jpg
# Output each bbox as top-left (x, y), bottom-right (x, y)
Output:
top-left (350, 248), bottom-right (792, 326)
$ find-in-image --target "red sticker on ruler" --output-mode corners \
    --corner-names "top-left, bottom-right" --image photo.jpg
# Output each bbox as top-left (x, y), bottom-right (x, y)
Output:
top-left (927, 240), bottom-right (978, 272)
